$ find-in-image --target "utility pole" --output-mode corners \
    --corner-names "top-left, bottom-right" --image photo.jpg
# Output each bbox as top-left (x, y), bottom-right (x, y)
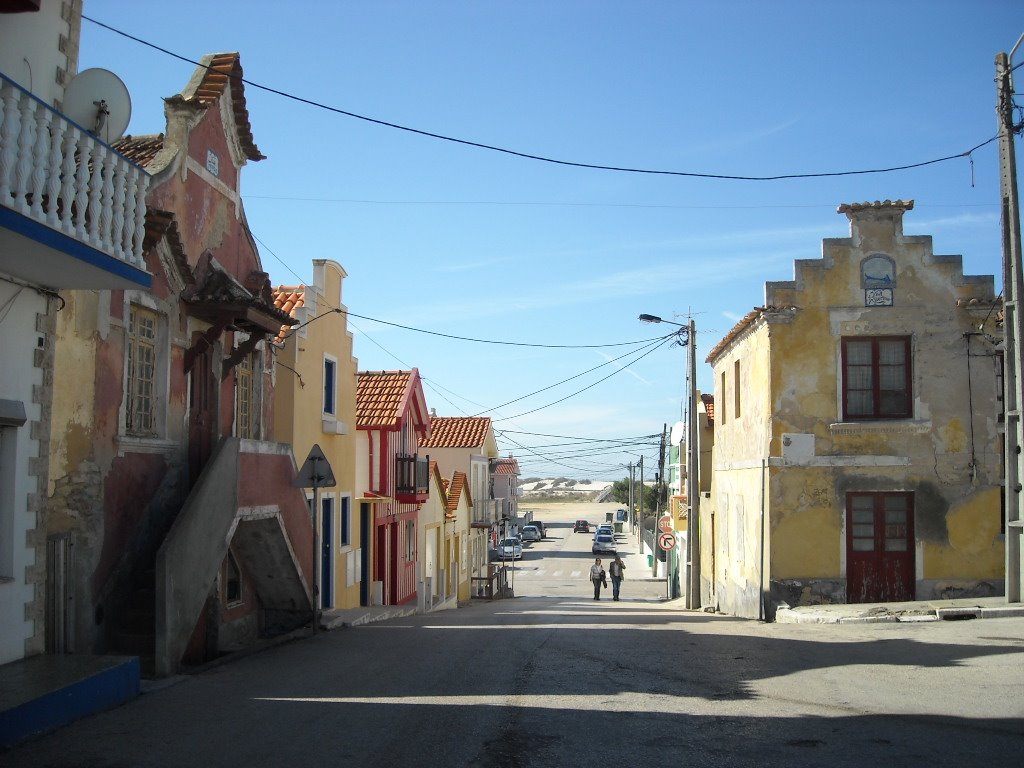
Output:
top-left (997, 40), bottom-right (1024, 603)
top-left (627, 462), bottom-right (634, 531)
top-left (685, 317), bottom-right (701, 609)
top-left (657, 424), bottom-right (668, 594)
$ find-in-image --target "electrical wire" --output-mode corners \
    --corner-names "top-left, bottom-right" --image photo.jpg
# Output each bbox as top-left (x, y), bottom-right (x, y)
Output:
top-left (491, 335), bottom-right (676, 422)
top-left (471, 336), bottom-right (672, 417)
top-left (84, 14), bottom-right (999, 183)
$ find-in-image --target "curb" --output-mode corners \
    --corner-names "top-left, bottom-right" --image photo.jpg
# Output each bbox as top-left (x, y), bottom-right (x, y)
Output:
top-left (776, 604), bottom-right (1024, 625)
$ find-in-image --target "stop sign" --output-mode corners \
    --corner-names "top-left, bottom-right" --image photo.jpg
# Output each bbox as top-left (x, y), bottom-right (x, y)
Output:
top-left (658, 516), bottom-right (673, 533)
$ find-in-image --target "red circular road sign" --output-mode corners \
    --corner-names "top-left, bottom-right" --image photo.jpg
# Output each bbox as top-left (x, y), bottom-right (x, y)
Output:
top-left (658, 532), bottom-right (677, 551)
top-left (658, 516), bottom-right (673, 533)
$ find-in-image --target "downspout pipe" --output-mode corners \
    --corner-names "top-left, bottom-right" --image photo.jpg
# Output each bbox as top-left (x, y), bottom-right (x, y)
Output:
top-left (759, 458), bottom-right (767, 621)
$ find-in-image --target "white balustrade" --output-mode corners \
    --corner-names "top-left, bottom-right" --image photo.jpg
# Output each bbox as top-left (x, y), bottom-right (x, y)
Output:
top-left (0, 72), bottom-right (150, 274)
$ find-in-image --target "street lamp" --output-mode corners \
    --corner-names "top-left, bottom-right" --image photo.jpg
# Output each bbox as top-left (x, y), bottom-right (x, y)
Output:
top-left (640, 312), bottom-right (700, 608)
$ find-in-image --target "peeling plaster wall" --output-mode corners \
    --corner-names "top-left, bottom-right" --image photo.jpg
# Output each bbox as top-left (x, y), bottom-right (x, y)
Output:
top-left (708, 323), bottom-right (772, 619)
top-left (708, 203), bottom-right (1003, 617)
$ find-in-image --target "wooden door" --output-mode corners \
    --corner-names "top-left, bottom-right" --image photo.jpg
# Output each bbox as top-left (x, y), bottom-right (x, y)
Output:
top-left (188, 343), bottom-right (215, 488)
top-left (846, 492), bottom-right (915, 603)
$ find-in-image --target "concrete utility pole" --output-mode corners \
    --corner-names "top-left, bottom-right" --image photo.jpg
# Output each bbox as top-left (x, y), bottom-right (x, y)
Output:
top-left (997, 40), bottom-right (1024, 602)
top-left (685, 318), bottom-right (701, 609)
top-left (627, 461), bottom-right (635, 531)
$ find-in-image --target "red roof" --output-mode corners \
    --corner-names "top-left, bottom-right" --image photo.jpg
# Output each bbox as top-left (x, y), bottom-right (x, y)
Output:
top-left (491, 457), bottom-right (520, 476)
top-left (271, 285), bottom-right (305, 344)
top-left (446, 470), bottom-right (470, 514)
top-left (419, 416), bottom-right (492, 449)
top-left (356, 370), bottom-right (430, 434)
top-left (112, 134), bottom-right (165, 168)
top-left (701, 393), bottom-right (715, 425)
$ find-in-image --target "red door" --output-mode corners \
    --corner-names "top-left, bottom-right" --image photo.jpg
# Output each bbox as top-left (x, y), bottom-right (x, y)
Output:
top-left (846, 492), bottom-right (915, 603)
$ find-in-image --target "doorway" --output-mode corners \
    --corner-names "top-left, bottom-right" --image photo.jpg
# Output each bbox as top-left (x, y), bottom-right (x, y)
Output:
top-left (846, 492), bottom-right (915, 603)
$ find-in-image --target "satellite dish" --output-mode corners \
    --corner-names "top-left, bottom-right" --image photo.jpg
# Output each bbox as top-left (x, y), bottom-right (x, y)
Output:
top-left (670, 420), bottom-right (687, 446)
top-left (63, 68), bottom-right (132, 143)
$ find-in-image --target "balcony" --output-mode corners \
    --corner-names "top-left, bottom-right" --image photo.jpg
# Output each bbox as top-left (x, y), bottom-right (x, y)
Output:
top-left (0, 72), bottom-right (151, 290)
top-left (395, 453), bottom-right (429, 504)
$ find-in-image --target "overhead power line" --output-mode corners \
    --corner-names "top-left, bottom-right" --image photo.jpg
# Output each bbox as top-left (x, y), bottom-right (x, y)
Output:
top-left (85, 14), bottom-right (998, 183)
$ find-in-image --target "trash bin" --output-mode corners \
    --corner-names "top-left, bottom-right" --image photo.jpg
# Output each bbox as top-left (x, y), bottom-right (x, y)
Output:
top-left (647, 555), bottom-right (654, 567)
top-left (606, 511), bottom-right (613, 522)
top-left (614, 522), bottom-right (623, 533)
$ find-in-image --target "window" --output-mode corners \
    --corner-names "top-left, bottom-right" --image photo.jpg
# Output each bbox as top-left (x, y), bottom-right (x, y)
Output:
top-left (235, 351), bottom-right (258, 439)
top-left (126, 306), bottom-right (157, 436)
top-left (405, 520), bottom-right (415, 561)
top-left (841, 336), bottom-right (911, 420)
top-left (847, 492), bottom-right (912, 552)
top-left (720, 370), bottom-right (727, 423)
top-left (733, 360), bottom-right (741, 419)
top-left (225, 550), bottom-right (242, 605)
top-left (323, 357), bottom-right (336, 415)
top-left (339, 496), bottom-right (351, 547)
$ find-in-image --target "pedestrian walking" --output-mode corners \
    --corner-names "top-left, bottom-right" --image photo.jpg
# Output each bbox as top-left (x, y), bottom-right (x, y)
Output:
top-left (589, 558), bottom-right (606, 600)
top-left (608, 554), bottom-right (625, 600)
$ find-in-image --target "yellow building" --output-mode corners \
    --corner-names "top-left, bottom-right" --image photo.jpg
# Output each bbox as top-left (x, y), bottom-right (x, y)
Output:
top-left (273, 260), bottom-right (359, 611)
top-left (706, 201), bottom-right (1003, 619)
top-left (418, 415), bottom-right (500, 593)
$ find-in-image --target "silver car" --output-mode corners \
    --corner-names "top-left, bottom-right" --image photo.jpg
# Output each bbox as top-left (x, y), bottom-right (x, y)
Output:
top-left (520, 525), bottom-right (542, 542)
top-left (498, 537), bottom-right (523, 560)
top-left (592, 532), bottom-right (616, 554)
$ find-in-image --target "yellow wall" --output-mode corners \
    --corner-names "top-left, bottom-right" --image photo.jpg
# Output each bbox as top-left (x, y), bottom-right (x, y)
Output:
top-left (273, 260), bottom-right (361, 610)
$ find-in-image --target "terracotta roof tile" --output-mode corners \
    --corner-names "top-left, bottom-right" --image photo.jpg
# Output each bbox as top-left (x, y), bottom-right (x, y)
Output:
top-left (446, 470), bottom-right (469, 513)
top-left (356, 370), bottom-right (415, 430)
top-left (112, 134), bottom-right (164, 167)
top-left (491, 457), bottom-right (520, 476)
top-left (179, 52), bottom-right (264, 162)
top-left (271, 285), bottom-right (305, 345)
top-left (419, 416), bottom-right (492, 449)
top-left (701, 393), bottom-right (715, 425)
top-left (705, 306), bottom-right (797, 364)
top-left (837, 199), bottom-right (914, 214)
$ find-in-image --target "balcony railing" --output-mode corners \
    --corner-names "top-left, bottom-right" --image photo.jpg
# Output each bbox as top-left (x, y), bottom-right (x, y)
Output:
top-left (0, 72), bottom-right (149, 277)
top-left (395, 453), bottom-right (429, 503)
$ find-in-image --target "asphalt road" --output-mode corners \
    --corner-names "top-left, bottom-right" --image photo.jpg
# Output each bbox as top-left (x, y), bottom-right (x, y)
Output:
top-left (6, 503), bottom-right (1024, 767)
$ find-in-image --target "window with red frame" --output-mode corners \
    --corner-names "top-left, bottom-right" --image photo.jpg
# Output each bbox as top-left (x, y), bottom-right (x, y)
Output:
top-left (841, 336), bottom-right (912, 420)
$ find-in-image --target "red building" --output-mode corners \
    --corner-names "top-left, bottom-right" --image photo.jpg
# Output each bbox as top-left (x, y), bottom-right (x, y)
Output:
top-left (355, 370), bottom-right (431, 605)
top-left (47, 53), bottom-right (313, 676)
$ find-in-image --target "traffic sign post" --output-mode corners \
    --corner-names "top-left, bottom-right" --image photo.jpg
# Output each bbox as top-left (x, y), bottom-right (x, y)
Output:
top-left (293, 444), bottom-right (336, 635)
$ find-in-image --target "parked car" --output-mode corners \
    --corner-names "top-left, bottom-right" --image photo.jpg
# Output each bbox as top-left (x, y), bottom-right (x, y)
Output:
top-left (528, 520), bottom-right (546, 538)
top-left (573, 519), bottom-right (591, 533)
top-left (498, 537), bottom-right (523, 560)
top-left (521, 525), bottom-right (542, 542)
top-left (596, 523), bottom-right (614, 537)
top-left (592, 532), bottom-right (617, 554)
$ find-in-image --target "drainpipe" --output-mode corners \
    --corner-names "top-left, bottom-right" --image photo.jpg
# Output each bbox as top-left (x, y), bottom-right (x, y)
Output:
top-left (759, 458), bottom-right (767, 621)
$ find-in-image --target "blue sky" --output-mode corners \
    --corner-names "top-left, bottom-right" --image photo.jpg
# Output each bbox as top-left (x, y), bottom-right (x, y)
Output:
top-left (80, 1), bottom-right (1022, 479)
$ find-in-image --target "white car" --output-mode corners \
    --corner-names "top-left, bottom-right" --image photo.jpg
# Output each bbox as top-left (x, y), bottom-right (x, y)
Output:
top-left (592, 532), bottom-right (617, 554)
top-left (520, 525), bottom-right (542, 542)
top-left (497, 537), bottom-right (523, 560)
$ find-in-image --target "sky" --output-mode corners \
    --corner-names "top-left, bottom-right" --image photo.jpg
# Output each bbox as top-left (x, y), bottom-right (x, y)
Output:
top-left (78, 1), bottom-right (1023, 480)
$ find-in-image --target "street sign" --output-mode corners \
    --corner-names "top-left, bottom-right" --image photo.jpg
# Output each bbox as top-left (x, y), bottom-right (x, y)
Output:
top-left (293, 444), bottom-right (337, 488)
top-left (658, 516), bottom-right (673, 534)
top-left (658, 532), bottom-right (677, 551)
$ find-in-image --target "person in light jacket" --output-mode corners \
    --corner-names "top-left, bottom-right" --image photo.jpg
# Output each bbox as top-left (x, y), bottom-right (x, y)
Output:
top-left (589, 558), bottom-right (606, 600)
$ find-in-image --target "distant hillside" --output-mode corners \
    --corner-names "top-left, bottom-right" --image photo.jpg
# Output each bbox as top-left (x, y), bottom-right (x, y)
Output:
top-left (519, 477), bottom-right (615, 501)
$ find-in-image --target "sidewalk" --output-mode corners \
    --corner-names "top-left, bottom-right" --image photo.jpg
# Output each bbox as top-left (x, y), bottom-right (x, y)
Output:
top-left (775, 595), bottom-right (1024, 624)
